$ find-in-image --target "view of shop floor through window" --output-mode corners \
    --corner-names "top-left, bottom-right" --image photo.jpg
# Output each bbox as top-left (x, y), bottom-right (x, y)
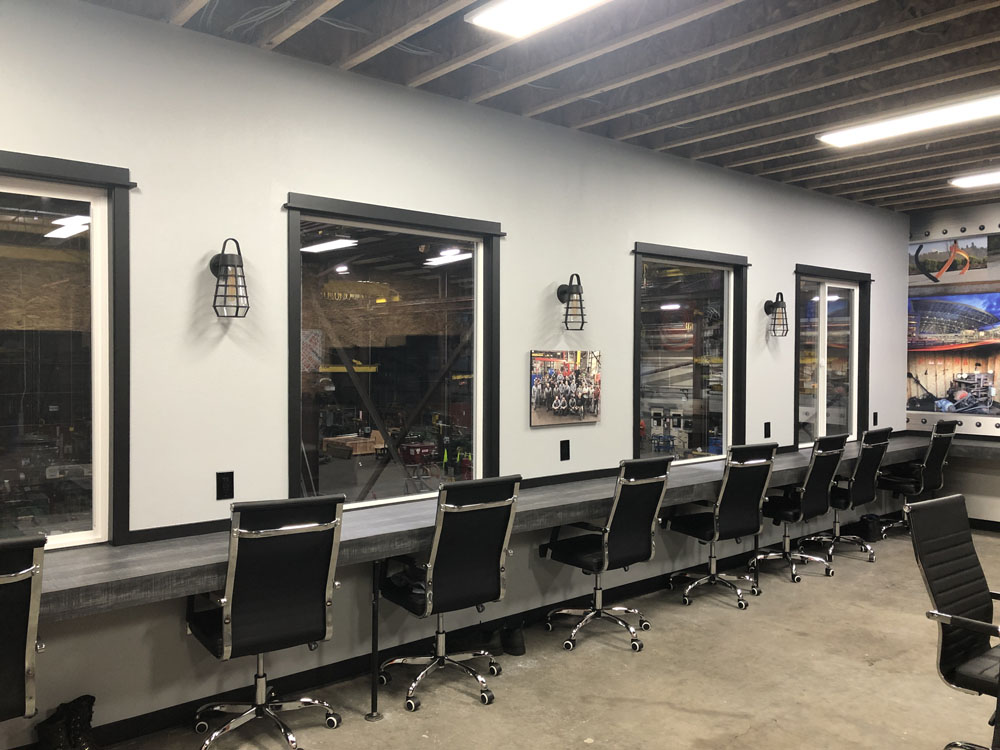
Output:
top-left (299, 219), bottom-right (476, 504)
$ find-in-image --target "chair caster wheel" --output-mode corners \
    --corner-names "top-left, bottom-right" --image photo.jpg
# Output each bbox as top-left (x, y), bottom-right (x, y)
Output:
top-left (543, 621), bottom-right (553, 632)
top-left (562, 638), bottom-right (576, 651)
top-left (681, 596), bottom-right (692, 606)
top-left (631, 639), bottom-right (643, 652)
top-left (639, 619), bottom-right (651, 631)
top-left (792, 574), bottom-right (802, 583)
top-left (194, 720), bottom-right (209, 734)
top-left (751, 586), bottom-right (761, 596)
top-left (480, 689), bottom-right (494, 705)
top-left (489, 662), bottom-right (502, 676)
top-left (378, 671), bottom-right (391, 686)
top-left (825, 567), bottom-right (835, 577)
top-left (405, 697), bottom-right (421, 712)
top-left (737, 599), bottom-right (749, 610)
top-left (664, 580), bottom-right (674, 591)
top-left (325, 712), bottom-right (341, 729)
top-left (881, 533), bottom-right (888, 540)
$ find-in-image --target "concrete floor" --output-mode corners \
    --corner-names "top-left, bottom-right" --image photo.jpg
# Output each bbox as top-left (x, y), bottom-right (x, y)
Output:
top-left (110, 531), bottom-right (1000, 750)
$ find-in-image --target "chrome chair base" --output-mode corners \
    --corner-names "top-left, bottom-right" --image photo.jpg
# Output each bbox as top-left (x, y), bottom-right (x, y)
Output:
top-left (194, 655), bottom-right (340, 750)
top-left (944, 742), bottom-right (991, 749)
top-left (799, 510), bottom-right (877, 563)
top-left (667, 541), bottom-right (757, 609)
top-left (753, 525), bottom-right (834, 583)
top-left (545, 573), bottom-right (648, 651)
top-left (379, 614), bottom-right (499, 710)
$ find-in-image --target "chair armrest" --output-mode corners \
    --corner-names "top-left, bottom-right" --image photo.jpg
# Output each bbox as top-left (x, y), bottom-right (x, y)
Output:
top-left (927, 610), bottom-right (1000, 638)
top-left (540, 526), bottom-right (562, 558)
top-left (571, 522), bottom-right (606, 533)
top-left (190, 590), bottom-right (226, 612)
top-left (990, 591), bottom-right (1000, 601)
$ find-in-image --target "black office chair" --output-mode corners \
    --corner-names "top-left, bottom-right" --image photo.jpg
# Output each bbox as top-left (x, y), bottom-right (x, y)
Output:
top-left (539, 456), bottom-right (672, 652)
top-left (750, 434), bottom-right (847, 584)
top-left (909, 494), bottom-right (1000, 750)
top-left (665, 443), bottom-right (777, 609)
top-left (0, 535), bottom-right (45, 723)
top-left (799, 427), bottom-right (892, 563)
top-left (188, 495), bottom-right (345, 750)
top-left (880, 419), bottom-right (958, 534)
top-left (379, 475), bottom-right (520, 711)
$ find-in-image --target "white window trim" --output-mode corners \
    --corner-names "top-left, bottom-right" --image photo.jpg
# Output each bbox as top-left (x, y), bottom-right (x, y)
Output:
top-left (799, 277), bottom-right (859, 448)
top-left (0, 176), bottom-right (110, 548)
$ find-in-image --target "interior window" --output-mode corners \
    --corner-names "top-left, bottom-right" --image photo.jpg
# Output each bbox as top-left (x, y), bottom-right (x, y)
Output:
top-left (298, 217), bottom-right (477, 505)
top-left (637, 257), bottom-right (730, 462)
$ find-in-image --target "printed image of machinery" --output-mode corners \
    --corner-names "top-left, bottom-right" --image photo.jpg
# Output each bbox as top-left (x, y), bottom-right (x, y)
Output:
top-left (907, 366), bottom-right (997, 414)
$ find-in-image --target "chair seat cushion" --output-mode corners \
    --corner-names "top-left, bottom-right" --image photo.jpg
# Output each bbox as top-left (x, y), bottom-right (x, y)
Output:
top-left (548, 534), bottom-right (605, 573)
top-left (762, 494), bottom-right (801, 524)
top-left (670, 512), bottom-right (716, 542)
top-left (381, 557), bottom-right (430, 617)
top-left (830, 485), bottom-right (851, 510)
top-left (877, 474), bottom-right (920, 495)
top-left (951, 643), bottom-right (1000, 695)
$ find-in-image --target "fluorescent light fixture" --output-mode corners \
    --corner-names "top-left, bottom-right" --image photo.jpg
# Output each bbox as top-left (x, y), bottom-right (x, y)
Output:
top-left (466, 0), bottom-right (614, 39)
top-left (301, 238), bottom-right (358, 253)
top-left (439, 247), bottom-right (462, 257)
top-left (52, 215), bottom-right (90, 226)
top-left (660, 303), bottom-right (681, 310)
top-left (335, 265), bottom-right (349, 273)
top-left (950, 169), bottom-right (1000, 189)
top-left (818, 93), bottom-right (1000, 148)
top-left (811, 295), bottom-right (841, 302)
top-left (44, 224), bottom-right (90, 239)
top-left (425, 252), bottom-right (473, 267)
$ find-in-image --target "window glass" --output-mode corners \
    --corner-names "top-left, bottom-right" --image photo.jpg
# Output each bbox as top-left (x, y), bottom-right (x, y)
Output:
top-left (797, 277), bottom-right (857, 445)
top-left (638, 258), bottom-right (727, 461)
top-left (0, 189), bottom-right (96, 540)
top-left (299, 218), bottom-right (476, 504)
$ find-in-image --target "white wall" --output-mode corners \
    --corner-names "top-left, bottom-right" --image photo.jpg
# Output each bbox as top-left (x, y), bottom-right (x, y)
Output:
top-left (0, 0), bottom-right (910, 745)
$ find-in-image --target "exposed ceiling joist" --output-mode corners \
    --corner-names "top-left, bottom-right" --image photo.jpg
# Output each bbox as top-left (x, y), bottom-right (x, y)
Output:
top-left (891, 189), bottom-right (1000, 212)
top-left (627, 33), bottom-right (1000, 145)
top-left (879, 183), bottom-right (1000, 208)
top-left (336, 0), bottom-right (478, 71)
top-left (523, 0), bottom-right (879, 120)
top-left (467, 0), bottom-right (742, 105)
top-left (252, 0), bottom-right (347, 50)
top-left (408, 37), bottom-right (514, 88)
top-left (169, 0), bottom-right (209, 26)
top-left (818, 152), bottom-right (1000, 193)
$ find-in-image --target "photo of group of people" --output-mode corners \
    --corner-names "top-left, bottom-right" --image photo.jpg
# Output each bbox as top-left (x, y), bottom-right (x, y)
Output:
top-left (529, 350), bottom-right (601, 427)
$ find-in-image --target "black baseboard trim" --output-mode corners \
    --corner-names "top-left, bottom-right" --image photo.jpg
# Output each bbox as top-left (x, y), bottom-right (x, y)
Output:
top-left (971, 519), bottom-right (1000, 533)
top-left (27, 550), bottom-right (766, 749)
top-left (519, 466), bottom-right (619, 489)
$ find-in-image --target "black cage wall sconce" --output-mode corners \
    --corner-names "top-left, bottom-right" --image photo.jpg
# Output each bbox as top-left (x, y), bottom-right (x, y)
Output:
top-left (209, 238), bottom-right (249, 318)
top-left (763, 292), bottom-right (788, 337)
top-left (557, 274), bottom-right (586, 331)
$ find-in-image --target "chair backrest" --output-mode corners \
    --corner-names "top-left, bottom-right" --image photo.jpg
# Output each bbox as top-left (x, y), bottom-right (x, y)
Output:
top-left (847, 427), bottom-right (893, 508)
top-left (799, 434), bottom-right (849, 521)
top-left (224, 495), bottom-right (344, 660)
top-left (426, 475), bottom-right (520, 615)
top-left (0, 534), bottom-right (45, 721)
top-left (716, 443), bottom-right (777, 540)
top-left (908, 494), bottom-right (993, 684)
top-left (920, 420), bottom-right (959, 493)
top-left (604, 456), bottom-right (673, 570)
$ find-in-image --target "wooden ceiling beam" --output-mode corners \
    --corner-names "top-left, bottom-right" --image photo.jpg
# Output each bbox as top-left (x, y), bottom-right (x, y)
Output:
top-left (811, 146), bottom-right (1000, 190)
top-left (878, 183), bottom-right (1000, 208)
top-left (522, 0), bottom-right (878, 120)
top-left (466, 0), bottom-right (742, 105)
top-left (408, 37), bottom-right (515, 88)
top-left (624, 33), bottom-right (1000, 145)
top-left (700, 83), bottom-right (1000, 166)
top-left (891, 189), bottom-right (1000, 213)
top-left (252, 0), bottom-right (348, 50)
top-left (565, 0), bottom-right (1000, 130)
top-left (168, 0), bottom-right (209, 26)
top-left (336, 0), bottom-right (478, 71)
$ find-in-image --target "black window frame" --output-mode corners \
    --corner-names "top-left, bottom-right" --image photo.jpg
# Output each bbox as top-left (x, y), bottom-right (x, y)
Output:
top-left (632, 243), bottom-right (748, 461)
top-left (791, 264), bottom-right (872, 451)
top-left (0, 150), bottom-right (135, 545)
top-left (285, 193), bottom-right (503, 501)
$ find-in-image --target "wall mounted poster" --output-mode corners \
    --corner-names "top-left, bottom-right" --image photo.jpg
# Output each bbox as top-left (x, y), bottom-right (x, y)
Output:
top-left (530, 350), bottom-right (601, 427)
top-left (907, 233), bottom-right (1000, 432)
